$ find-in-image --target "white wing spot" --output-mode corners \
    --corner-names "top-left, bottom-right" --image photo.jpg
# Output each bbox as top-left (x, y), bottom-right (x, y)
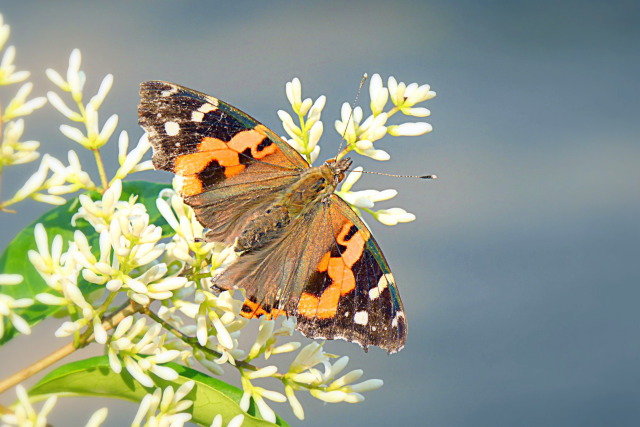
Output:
top-left (354, 311), bottom-right (368, 325)
top-left (344, 311), bottom-right (350, 317)
top-left (191, 102), bottom-right (218, 122)
top-left (372, 326), bottom-right (377, 331)
top-left (165, 121), bottom-right (180, 136)
top-left (161, 86), bottom-right (178, 97)
top-left (369, 273), bottom-right (393, 300)
top-left (391, 311), bottom-right (405, 328)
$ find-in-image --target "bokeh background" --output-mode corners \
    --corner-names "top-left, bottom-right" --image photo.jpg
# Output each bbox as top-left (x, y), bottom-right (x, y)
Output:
top-left (1, 1), bottom-right (639, 426)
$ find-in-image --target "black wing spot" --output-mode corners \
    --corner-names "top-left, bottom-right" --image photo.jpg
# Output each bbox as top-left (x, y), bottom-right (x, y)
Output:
top-left (257, 137), bottom-right (273, 152)
top-left (239, 147), bottom-right (255, 165)
top-left (343, 224), bottom-right (359, 241)
top-left (197, 159), bottom-right (226, 187)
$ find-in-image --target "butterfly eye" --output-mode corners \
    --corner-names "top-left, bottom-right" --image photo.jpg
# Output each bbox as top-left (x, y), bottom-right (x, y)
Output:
top-left (337, 172), bottom-right (345, 183)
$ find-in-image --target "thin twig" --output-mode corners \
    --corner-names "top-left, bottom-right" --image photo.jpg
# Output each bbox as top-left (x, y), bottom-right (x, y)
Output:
top-left (141, 306), bottom-right (258, 372)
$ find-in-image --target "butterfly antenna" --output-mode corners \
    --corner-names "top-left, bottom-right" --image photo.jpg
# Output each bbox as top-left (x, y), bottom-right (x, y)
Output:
top-left (336, 73), bottom-right (369, 157)
top-left (350, 170), bottom-right (438, 180)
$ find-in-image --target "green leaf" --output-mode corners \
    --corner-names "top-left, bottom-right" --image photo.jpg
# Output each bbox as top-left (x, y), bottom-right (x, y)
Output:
top-left (29, 356), bottom-right (289, 427)
top-left (0, 181), bottom-right (171, 345)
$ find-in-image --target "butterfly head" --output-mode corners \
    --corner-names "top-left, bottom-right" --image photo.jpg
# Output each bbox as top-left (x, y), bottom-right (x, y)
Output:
top-left (325, 157), bottom-right (353, 185)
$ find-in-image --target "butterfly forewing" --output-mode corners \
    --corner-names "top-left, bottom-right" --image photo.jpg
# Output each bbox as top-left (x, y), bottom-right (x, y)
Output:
top-left (139, 81), bottom-right (307, 243)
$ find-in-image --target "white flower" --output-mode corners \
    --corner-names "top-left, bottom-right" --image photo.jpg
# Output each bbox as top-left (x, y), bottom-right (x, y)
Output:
top-left (72, 179), bottom-right (146, 232)
top-left (85, 408), bottom-right (109, 427)
top-left (157, 189), bottom-right (223, 268)
top-left (89, 73), bottom-right (113, 110)
top-left (239, 376), bottom-right (286, 424)
top-left (334, 103), bottom-right (389, 161)
top-left (280, 78), bottom-right (326, 163)
top-left (112, 132), bottom-right (153, 180)
top-left (193, 290), bottom-right (247, 364)
top-left (28, 223), bottom-right (72, 290)
top-left (0, 119), bottom-right (40, 167)
top-left (46, 150), bottom-right (96, 195)
top-left (0, 274), bottom-right (33, 338)
top-left (10, 155), bottom-right (67, 206)
top-left (2, 82), bottom-right (47, 120)
top-left (48, 49), bottom-right (120, 149)
top-left (0, 14), bottom-right (10, 52)
top-left (0, 385), bottom-right (56, 427)
top-left (0, 45), bottom-right (30, 86)
top-left (375, 207), bottom-right (416, 225)
top-left (66, 48), bottom-right (85, 102)
top-left (289, 342), bottom-right (329, 374)
top-left (0, 273), bottom-right (24, 285)
top-left (388, 76), bottom-right (436, 111)
top-left (108, 316), bottom-right (182, 387)
top-left (369, 73), bottom-right (389, 116)
top-left (285, 77), bottom-right (302, 112)
top-left (53, 278), bottom-right (107, 344)
top-left (47, 91), bottom-right (82, 121)
top-left (286, 351), bottom-right (383, 410)
top-left (132, 381), bottom-right (195, 427)
top-left (387, 122), bottom-right (433, 136)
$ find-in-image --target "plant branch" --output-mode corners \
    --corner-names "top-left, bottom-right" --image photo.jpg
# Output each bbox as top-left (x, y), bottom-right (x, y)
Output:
top-left (92, 148), bottom-right (109, 191)
top-left (141, 306), bottom-right (258, 372)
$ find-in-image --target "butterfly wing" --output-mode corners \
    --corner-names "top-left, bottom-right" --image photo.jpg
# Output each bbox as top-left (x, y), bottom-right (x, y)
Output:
top-left (214, 194), bottom-right (407, 353)
top-left (297, 195), bottom-right (407, 353)
top-left (139, 81), bottom-right (308, 243)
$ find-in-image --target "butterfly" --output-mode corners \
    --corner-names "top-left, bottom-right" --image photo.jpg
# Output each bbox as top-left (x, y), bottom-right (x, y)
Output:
top-left (139, 81), bottom-right (407, 353)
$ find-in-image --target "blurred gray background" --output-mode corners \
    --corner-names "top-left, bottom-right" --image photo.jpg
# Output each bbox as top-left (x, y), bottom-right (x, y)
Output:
top-left (0, 1), bottom-right (639, 426)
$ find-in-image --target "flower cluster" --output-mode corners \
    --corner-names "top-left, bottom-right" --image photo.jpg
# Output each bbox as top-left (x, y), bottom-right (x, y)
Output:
top-left (47, 49), bottom-right (117, 151)
top-left (278, 77), bottom-right (326, 164)
top-left (0, 45), bottom-right (151, 212)
top-left (0, 14), bottom-right (50, 212)
top-left (282, 342), bottom-right (383, 420)
top-left (279, 74), bottom-right (436, 226)
top-left (132, 381), bottom-right (195, 427)
top-left (0, 385), bottom-right (108, 427)
top-left (108, 316), bottom-right (184, 387)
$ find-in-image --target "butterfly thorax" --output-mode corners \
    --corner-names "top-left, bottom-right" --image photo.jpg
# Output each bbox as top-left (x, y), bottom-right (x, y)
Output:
top-left (235, 158), bottom-right (352, 252)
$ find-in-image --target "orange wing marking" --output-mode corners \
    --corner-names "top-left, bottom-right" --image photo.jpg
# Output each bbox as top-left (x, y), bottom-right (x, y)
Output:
top-left (173, 127), bottom-right (279, 196)
top-left (242, 298), bottom-right (287, 320)
top-left (298, 221), bottom-right (367, 319)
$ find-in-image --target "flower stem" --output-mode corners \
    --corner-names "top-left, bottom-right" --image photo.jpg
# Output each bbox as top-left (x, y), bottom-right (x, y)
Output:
top-left (92, 148), bottom-right (109, 191)
top-left (141, 306), bottom-right (258, 372)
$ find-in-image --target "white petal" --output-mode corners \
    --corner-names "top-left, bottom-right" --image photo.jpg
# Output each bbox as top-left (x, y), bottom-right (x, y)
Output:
top-left (0, 273), bottom-right (23, 285)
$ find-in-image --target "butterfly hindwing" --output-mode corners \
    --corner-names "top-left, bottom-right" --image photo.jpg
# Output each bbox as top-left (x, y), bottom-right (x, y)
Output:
top-left (213, 194), bottom-right (406, 353)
